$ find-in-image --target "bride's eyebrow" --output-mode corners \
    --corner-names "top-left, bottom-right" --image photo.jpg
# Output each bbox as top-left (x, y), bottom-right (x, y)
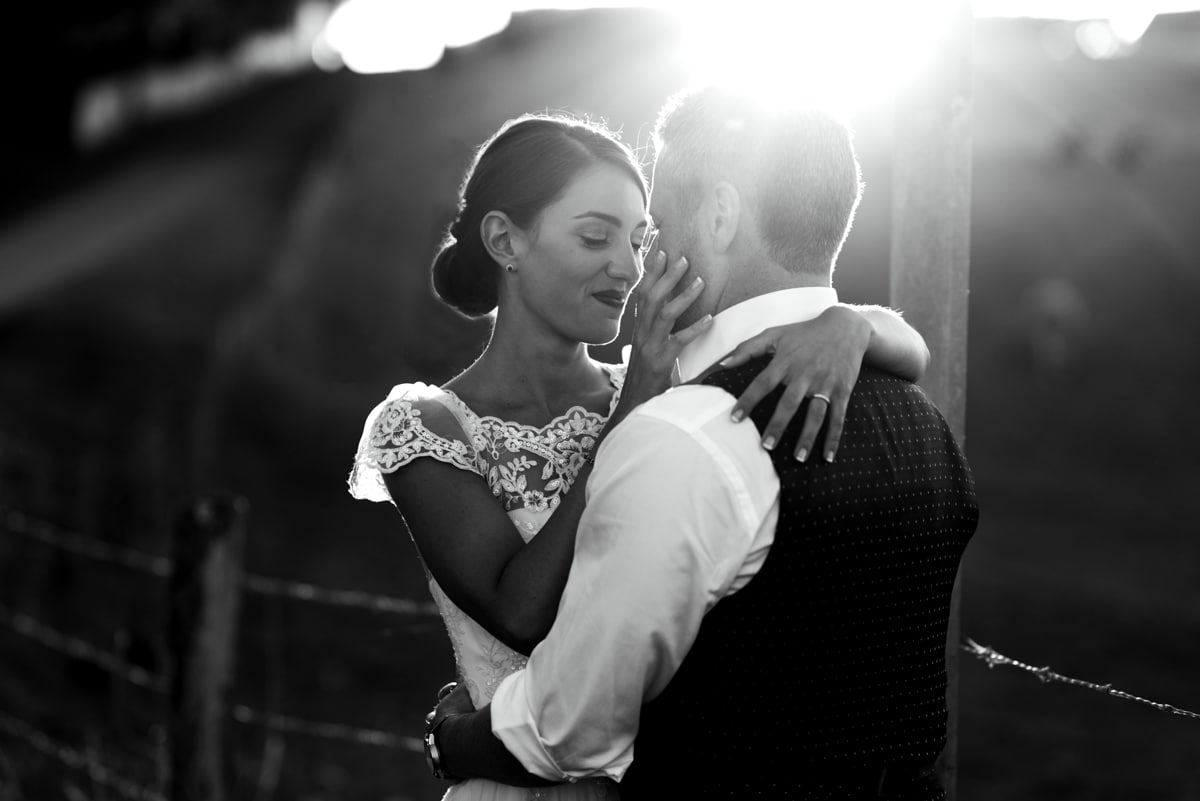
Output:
top-left (572, 211), bottom-right (623, 226)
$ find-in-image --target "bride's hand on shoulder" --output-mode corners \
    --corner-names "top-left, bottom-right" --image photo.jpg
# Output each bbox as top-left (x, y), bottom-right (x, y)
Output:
top-left (616, 250), bottom-right (712, 417)
top-left (718, 304), bottom-right (877, 464)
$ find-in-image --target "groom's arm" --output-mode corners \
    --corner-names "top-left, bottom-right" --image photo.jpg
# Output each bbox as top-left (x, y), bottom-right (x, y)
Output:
top-left (433, 705), bottom-right (555, 787)
top-left (463, 387), bottom-right (779, 783)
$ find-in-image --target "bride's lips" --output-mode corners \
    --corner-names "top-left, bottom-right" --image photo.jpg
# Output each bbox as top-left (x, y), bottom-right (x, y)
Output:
top-left (592, 290), bottom-right (627, 310)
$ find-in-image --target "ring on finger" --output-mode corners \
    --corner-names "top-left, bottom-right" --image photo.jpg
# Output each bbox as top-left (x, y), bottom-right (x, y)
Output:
top-left (810, 393), bottom-right (831, 405)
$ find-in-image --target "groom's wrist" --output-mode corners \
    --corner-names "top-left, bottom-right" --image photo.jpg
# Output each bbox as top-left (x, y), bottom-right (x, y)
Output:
top-left (425, 713), bottom-right (460, 781)
top-left (433, 708), bottom-right (493, 782)
top-left (439, 706), bottom-right (557, 787)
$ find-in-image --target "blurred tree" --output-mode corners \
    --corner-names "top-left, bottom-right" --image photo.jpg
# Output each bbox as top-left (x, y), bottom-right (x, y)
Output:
top-left (4, 0), bottom-right (303, 218)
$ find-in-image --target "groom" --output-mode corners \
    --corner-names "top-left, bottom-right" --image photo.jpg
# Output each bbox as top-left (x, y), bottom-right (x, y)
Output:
top-left (426, 86), bottom-right (979, 799)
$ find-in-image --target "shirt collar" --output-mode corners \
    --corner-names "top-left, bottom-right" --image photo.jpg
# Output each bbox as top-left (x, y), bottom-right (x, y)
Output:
top-left (676, 287), bottom-right (839, 383)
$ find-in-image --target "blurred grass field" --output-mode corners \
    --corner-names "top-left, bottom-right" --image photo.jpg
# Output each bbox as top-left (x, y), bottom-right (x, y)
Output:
top-left (1, 9), bottom-right (1199, 800)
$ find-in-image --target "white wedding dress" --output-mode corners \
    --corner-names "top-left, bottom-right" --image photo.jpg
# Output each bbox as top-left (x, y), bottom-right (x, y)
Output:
top-left (349, 363), bottom-right (625, 801)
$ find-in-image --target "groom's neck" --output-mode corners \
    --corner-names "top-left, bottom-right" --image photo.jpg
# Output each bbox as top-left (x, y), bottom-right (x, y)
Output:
top-left (717, 259), bottom-right (832, 314)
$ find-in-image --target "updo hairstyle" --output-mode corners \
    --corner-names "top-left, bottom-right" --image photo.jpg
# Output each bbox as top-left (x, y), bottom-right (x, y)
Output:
top-left (431, 114), bottom-right (647, 317)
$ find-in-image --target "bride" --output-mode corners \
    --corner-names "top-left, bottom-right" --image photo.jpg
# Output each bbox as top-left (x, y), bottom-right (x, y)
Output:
top-left (349, 112), bottom-right (929, 799)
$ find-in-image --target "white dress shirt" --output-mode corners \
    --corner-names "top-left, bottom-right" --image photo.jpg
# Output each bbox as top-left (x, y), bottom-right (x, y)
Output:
top-left (490, 287), bottom-right (840, 782)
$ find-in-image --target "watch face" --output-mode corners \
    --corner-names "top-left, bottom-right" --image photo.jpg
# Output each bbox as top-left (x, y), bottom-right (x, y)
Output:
top-left (424, 732), bottom-right (437, 775)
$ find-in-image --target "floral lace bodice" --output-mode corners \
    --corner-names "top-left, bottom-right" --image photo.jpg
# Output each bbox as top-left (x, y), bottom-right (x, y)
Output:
top-left (348, 363), bottom-right (626, 708)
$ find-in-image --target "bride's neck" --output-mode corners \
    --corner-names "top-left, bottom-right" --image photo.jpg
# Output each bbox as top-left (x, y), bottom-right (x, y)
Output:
top-left (464, 313), bottom-right (599, 409)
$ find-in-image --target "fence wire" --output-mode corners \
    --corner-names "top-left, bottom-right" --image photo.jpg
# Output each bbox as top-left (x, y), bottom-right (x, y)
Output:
top-left (964, 638), bottom-right (1200, 720)
top-left (4, 502), bottom-right (1197, 794)
top-left (241, 573), bottom-right (437, 616)
top-left (0, 506), bottom-right (438, 616)
top-left (1, 508), bottom-right (170, 577)
top-left (0, 602), bottom-right (167, 693)
top-left (0, 708), bottom-right (166, 801)
top-left (0, 606), bottom-right (423, 767)
top-left (232, 705), bottom-right (422, 752)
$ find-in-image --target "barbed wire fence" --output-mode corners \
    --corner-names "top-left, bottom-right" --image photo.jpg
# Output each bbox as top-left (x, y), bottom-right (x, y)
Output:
top-left (0, 502), bottom-right (430, 801)
top-left (2, 503), bottom-right (1198, 800)
top-left (962, 639), bottom-right (1200, 721)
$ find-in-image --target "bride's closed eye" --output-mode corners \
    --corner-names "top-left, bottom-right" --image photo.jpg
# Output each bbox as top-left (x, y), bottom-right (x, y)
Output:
top-left (580, 233), bottom-right (611, 248)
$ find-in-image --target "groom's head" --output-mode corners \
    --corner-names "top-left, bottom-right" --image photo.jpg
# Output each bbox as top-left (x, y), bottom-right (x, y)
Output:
top-left (649, 86), bottom-right (864, 326)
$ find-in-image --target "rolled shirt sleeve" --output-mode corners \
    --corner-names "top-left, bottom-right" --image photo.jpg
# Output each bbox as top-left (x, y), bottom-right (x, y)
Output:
top-left (490, 384), bottom-right (780, 782)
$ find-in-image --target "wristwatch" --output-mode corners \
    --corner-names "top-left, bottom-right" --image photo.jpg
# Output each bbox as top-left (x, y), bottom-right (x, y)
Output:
top-left (424, 681), bottom-right (460, 780)
top-left (424, 715), bottom-right (453, 780)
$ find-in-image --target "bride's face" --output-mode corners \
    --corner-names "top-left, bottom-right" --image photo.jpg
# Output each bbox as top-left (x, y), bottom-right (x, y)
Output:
top-left (510, 162), bottom-right (649, 346)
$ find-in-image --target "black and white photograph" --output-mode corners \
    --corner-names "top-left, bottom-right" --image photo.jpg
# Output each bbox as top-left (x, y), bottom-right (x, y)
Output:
top-left (1, 2), bottom-right (1198, 799)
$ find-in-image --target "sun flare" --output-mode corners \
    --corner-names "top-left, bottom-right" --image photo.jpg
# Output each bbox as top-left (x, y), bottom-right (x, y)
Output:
top-left (315, 0), bottom-right (1198, 81)
top-left (669, 1), bottom-right (957, 115)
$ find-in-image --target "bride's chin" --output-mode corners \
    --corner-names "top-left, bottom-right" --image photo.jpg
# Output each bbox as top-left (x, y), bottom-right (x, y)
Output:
top-left (578, 323), bottom-right (621, 347)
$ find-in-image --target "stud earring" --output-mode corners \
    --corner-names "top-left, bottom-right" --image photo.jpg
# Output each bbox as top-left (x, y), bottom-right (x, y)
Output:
top-left (505, 264), bottom-right (516, 273)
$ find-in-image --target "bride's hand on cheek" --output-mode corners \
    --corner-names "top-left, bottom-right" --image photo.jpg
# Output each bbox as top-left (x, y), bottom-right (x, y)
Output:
top-left (718, 305), bottom-right (874, 463)
top-left (616, 250), bottom-right (713, 417)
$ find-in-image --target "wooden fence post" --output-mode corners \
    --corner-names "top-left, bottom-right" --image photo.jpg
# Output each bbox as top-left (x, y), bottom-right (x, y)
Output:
top-left (889, 1), bottom-right (973, 799)
top-left (168, 494), bottom-right (247, 801)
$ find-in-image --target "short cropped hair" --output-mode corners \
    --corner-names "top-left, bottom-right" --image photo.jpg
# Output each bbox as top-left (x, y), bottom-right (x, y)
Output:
top-left (652, 86), bottom-right (863, 276)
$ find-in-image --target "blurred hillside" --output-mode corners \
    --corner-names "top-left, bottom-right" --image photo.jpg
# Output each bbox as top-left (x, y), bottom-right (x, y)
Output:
top-left (1, 7), bottom-right (1199, 800)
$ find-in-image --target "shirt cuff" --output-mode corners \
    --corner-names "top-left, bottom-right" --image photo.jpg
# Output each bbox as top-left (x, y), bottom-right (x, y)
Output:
top-left (490, 670), bottom-right (574, 782)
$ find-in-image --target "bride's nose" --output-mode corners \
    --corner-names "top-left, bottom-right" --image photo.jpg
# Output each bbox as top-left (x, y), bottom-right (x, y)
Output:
top-left (606, 244), bottom-right (642, 282)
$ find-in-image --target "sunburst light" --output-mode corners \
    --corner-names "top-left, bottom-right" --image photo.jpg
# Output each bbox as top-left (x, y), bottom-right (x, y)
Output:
top-left (669, 1), bottom-right (956, 115)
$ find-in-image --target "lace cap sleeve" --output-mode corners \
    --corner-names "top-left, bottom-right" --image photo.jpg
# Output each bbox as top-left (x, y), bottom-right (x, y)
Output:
top-left (347, 382), bottom-right (480, 503)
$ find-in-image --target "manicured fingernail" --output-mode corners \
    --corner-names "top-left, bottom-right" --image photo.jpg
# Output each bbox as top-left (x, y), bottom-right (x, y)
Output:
top-left (762, 436), bottom-right (776, 450)
top-left (692, 276), bottom-right (703, 288)
top-left (718, 356), bottom-right (731, 367)
top-left (730, 408), bottom-right (745, 422)
top-left (824, 450), bottom-right (834, 462)
top-left (700, 314), bottom-right (713, 325)
top-left (657, 252), bottom-right (666, 264)
top-left (796, 448), bottom-right (807, 462)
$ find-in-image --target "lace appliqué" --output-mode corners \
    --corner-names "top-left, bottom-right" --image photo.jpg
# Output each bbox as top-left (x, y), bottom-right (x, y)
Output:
top-left (472, 408), bottom-right (602, 513)
top-left (479, 635), bottom-right (529, 699)
top-left (362, 398), bottom-right (477, 477)
top-left (430, 575), bottom-right (527, 706)
top-left (443, 363), bottom-right (624, 515)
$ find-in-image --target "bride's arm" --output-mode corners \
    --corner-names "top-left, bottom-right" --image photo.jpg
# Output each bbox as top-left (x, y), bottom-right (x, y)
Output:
top-left (385, 254), bottom-right (710, 657)
top-left (717, 303), bottom-right (930, 462)
top-left (385, 457), bottom-right (592, 656)
top-left (852, 304), bottom-right (930, 380)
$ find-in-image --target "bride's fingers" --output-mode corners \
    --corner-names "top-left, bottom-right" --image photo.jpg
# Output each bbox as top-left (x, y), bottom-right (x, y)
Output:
top-left (638, 250), bottom-right (670, 296)
top-left (669, 313), bottom-right (714, 349)
top-left (718, 328), bottom-right (781, 370)
top-left (790, 387), bottom-right (828, 461)
top-left (656, 274), bottom-right (705, 329)
top-left (642, 259), bottom-right (694, 343)
top-left (730, 362), bottom-right (788, 424)
top-left (761, 380), bottom-right (811, 453)
top-left (644, 249), bottom-right (668, 283)
top-left (818, 390), bottom-right (850, 462)
top-left (644, 256), bottom-right (690, 312)
top-left (632, 252), bottom-right (667, 315)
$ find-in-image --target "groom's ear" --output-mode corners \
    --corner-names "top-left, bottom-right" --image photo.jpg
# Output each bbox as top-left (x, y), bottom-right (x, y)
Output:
top-left (709, 181), bottom-right (741, 254)
top-left (481, 211), bottom-right (524, 267)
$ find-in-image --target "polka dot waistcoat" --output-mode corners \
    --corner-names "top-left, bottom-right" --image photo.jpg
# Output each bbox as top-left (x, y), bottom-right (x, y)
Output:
top-left (621, 361), bottom-right (979, 800)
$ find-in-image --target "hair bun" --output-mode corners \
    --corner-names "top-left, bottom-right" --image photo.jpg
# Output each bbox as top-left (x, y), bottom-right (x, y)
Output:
top-left (431, 239), bottom-right (498, 318)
